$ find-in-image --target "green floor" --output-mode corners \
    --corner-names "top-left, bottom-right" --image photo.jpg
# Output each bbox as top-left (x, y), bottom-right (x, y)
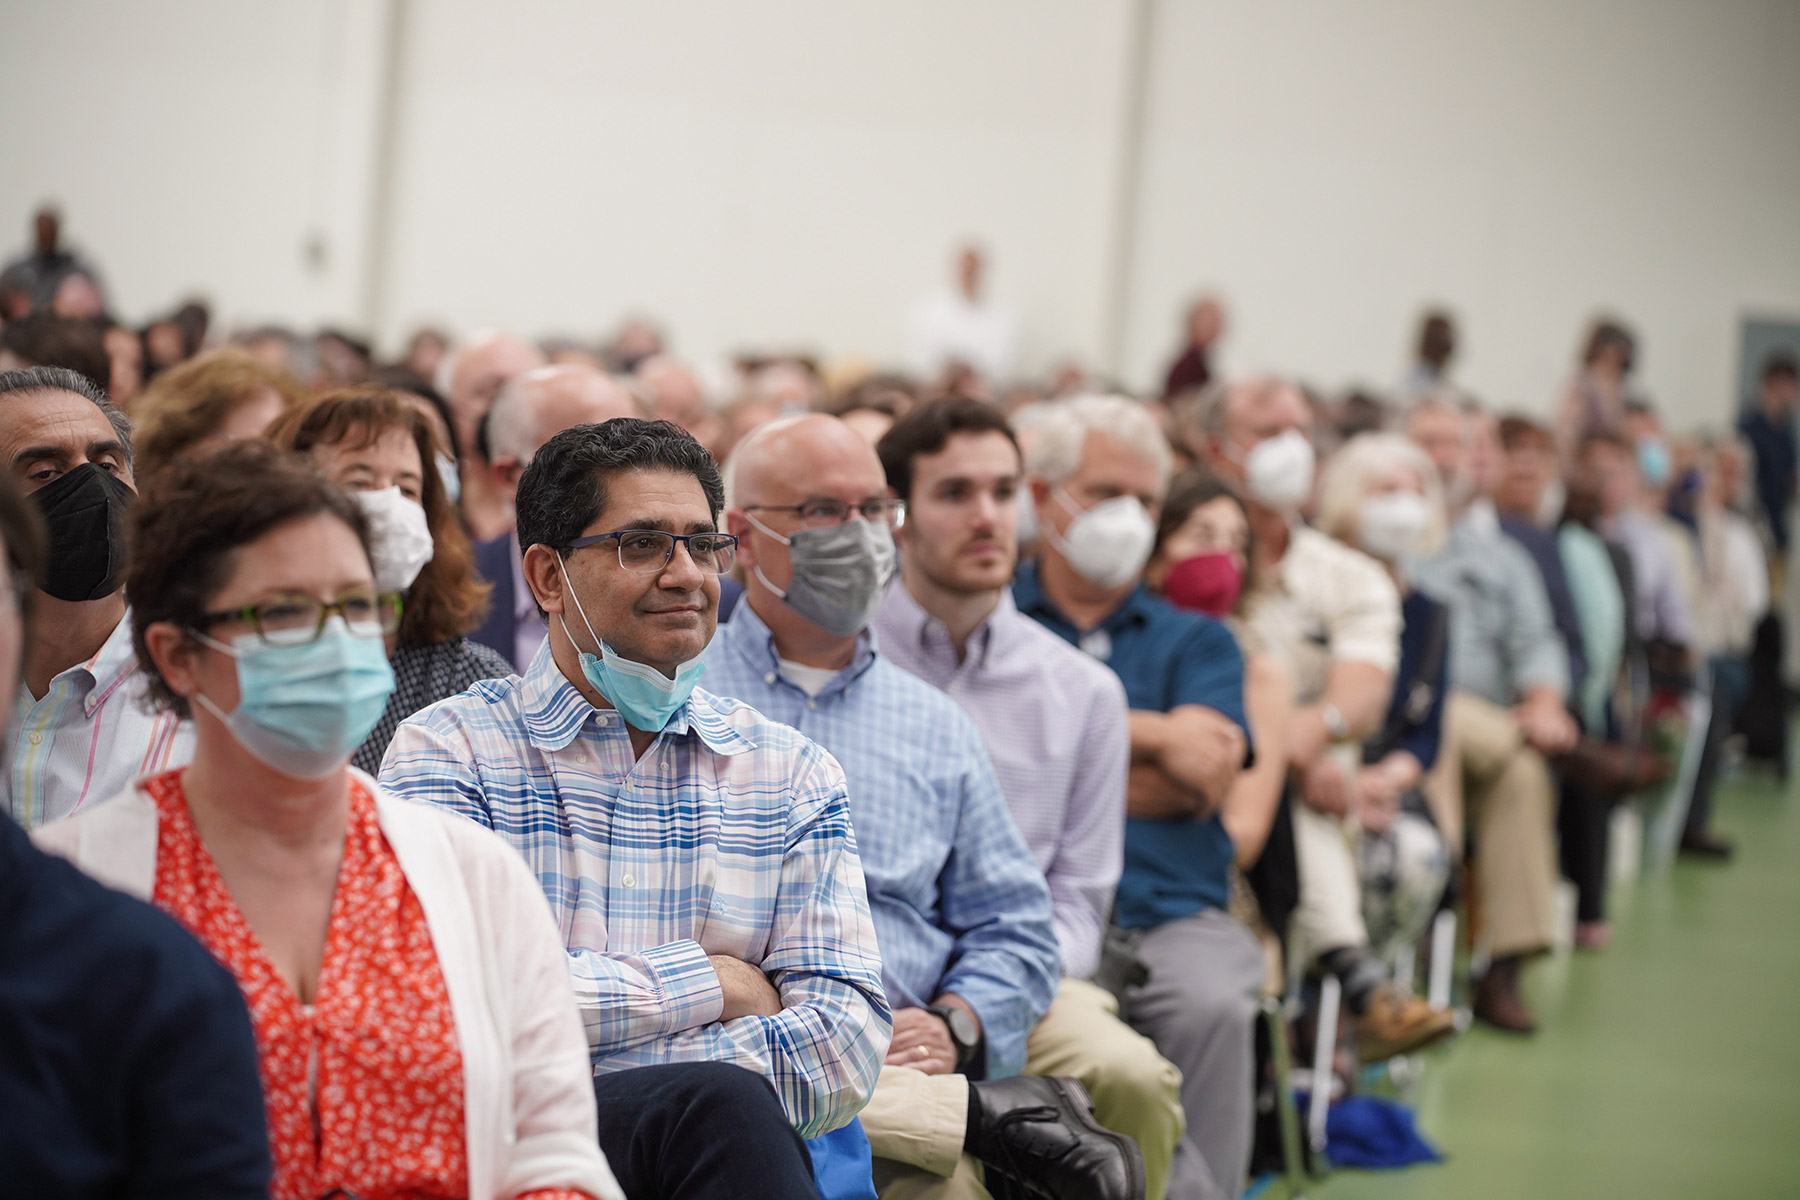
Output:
top-left (1318, 767), bottom-right (1800, 1199)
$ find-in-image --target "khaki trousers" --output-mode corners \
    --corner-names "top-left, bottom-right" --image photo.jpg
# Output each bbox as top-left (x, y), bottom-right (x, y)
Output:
top-left (864, 978), bottom-right (1187, 1200)
top-left (1289, 800), bottom-right (1369, 961)
top-left (1025, 978), bottom-right (1186, 1200)
top-left (1444, 691), bottom-right (1559, 958)
top-left (864, 1065), bottom-right (987, 1199)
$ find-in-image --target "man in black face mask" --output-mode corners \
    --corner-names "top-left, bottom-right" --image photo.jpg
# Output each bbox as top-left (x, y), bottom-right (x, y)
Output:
top-left (0, 367), bottom-right (193, 827)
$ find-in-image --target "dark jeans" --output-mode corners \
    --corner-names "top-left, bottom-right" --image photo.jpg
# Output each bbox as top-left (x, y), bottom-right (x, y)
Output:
top-left (1686, 656), bottom-right (1752, 838)
top-left (1558, 779), bottom-right (1611, 924)
top-left (593, 1062), bottom-right (821, 1200)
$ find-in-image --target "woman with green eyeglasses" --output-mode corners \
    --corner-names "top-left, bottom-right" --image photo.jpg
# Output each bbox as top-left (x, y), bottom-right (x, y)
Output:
top-left (34, 441), bottom-right (621, 1200)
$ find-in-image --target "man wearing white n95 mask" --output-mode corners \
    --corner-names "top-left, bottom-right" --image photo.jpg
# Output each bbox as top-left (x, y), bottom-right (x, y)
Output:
top-left (1012, 395), bottom-right (1259, 1200)
top-left (1195, 379), bottom-right (1451, 1061)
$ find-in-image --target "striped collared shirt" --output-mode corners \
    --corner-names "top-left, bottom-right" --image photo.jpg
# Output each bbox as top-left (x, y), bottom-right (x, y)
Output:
top-left (377, 642), bottom-right (889, 1138)
top-left (871, 583), bottom-right (1128, 983)
top-left (705, 601), bottom-right (1061, 1079)
top-left (4, 612), bottom-right (191, 829)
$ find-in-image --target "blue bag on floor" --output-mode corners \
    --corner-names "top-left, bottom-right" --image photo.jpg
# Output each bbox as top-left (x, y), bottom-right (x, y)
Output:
top-left (807, 1117), bottom-right (877, 1200)
top-left (1309, 1093), bottom-right (1443, 1169)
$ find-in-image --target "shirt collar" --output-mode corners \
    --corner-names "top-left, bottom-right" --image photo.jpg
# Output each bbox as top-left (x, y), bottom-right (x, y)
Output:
top-left (1013, 559), bottom-right (1155, 635)
top-left (77, 612), bottom-right (140, 716)
top-left (721, 596), bottom-right (879, 698)
top-left (518, 637), bottom-right (753, 757)
top-left (882, 579), bottom-right (1011, 670)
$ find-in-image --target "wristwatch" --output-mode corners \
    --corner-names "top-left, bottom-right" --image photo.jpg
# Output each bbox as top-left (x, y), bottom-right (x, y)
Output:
top-left (926, 1003), bottom-right (983, 1071)
top-left (1320, 702), bottom-right (1348, 741)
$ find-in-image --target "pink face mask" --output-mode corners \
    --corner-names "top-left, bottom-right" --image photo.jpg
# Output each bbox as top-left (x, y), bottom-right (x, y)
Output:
top-left (1161, 552), bottom-right (1244, 617)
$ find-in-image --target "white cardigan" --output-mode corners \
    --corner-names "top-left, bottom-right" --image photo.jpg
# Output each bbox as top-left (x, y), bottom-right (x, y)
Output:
top-left (34, 769), bottom-right (623, 1200)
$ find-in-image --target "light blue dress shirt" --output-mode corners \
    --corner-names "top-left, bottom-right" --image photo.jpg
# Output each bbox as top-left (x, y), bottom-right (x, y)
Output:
top-left (705, 600), bottom-right (1061, 1079)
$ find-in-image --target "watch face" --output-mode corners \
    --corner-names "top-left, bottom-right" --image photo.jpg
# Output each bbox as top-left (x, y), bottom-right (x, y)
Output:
top-left (943, 1007), bottom-right (978, 1049)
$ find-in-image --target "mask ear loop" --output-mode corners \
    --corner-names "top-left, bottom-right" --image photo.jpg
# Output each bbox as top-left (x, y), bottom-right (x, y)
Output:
top-left (554, 552), bottom-right (608, 657)
top-left (743, 510), bottom-right (793, 600)
top-left (1038, 485), bottom-right (1085, 561)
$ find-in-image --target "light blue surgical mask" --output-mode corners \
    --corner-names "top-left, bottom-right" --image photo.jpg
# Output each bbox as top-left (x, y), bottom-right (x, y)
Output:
top-left (194, 617), bottom-right (396, 779)
top-left (556, 555), bottom-right (705, 732)
top-left (1637, 437), bottom-right (1671, 489)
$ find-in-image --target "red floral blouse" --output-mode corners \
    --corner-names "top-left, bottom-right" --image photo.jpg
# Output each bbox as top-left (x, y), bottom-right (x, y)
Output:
top-left (145, 770), bottom-right (587, 1200)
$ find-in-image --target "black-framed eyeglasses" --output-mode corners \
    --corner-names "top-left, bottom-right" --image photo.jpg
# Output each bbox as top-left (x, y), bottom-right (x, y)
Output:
top-left (566, 529), bottom-right (739, 575)
top-left (743, 498), bottom-right (906, 530)
top-left (196, 588), bottom-right (404, 647)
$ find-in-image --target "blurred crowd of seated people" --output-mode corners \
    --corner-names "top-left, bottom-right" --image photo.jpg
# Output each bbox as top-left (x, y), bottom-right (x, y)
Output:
top-left (1, 205), bottom-right (1790, 1200)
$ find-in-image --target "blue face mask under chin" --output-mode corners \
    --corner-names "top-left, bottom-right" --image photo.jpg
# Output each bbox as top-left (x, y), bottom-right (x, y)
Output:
top-left (194, 617), bottom-right (396, 779)
top-left (556, 554), bottom-right (706, 732)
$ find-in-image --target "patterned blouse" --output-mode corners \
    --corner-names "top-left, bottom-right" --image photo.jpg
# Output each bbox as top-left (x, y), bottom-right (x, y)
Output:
top-left (355, 637), bottom-right (516, 776)
top-left (145, 770), bottom-right (586, 1200)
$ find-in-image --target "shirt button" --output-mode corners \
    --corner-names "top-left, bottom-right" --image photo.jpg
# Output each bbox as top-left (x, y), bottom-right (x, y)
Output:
top-left (28, 732), bottom-right (43, 746)
top-left (661, 759), bottom-right (672, 774)
top-left (621, 873), bottom-right (636, 888)
top-left (764, 672), bottom-right (777, 685)
top-left (574, 754), bottom-right (589, 765)
top-left (806, 699), bottom-right (818, 711)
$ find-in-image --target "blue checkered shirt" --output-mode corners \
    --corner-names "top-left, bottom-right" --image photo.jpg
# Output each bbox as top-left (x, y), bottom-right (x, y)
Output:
top-left (705, 602), bottom-right (1061, 1079)
top-left (378, 643), bottom-right (890, 1138)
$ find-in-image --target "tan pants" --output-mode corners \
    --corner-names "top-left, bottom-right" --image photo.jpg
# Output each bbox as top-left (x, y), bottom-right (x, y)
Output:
top-left (863, 1066), bottom-right (987, 1199)
top-left (1289, 800), bottom-right (1368, 961)
top-left (1444, 692), bottom-right (1559, 958)
top-left (864, 980), bottom-right (1187, 1200)
top-left (1026, 978), bottom-right (1186, 1200)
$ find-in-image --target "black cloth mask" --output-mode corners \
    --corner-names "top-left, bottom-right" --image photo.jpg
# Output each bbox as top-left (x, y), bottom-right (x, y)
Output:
top-left (32, 462), bottom-right (134, 602)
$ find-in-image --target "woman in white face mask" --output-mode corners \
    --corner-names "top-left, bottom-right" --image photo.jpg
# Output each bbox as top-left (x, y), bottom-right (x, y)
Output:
top-left (268, 387), bottom-right (516, 773)
top-left (34, 442), bottom-right (620, 1200)
top-left (1313, 433), bottom-right (1455, 958)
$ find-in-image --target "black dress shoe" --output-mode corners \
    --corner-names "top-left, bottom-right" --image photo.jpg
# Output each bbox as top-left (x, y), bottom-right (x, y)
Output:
top-left (1679, 830), bottom-right (1735, 861)
top-left (967, 1075), bottom-right (1145, 1200)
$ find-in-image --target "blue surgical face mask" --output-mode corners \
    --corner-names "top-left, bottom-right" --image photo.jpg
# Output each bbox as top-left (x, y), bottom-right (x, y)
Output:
top-left (194, 617), bottom-right (396, 779)
top-left (555, 555), bottom-right (706, 731)
top-left (1637, 437), bottom-right (1671, 489)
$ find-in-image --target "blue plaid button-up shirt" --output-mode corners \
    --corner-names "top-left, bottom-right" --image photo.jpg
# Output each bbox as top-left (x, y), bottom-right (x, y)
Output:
top-left (705, 602), bottom-right (1061, 1079)
top-left (378, 643), bottom-right (890, 1138)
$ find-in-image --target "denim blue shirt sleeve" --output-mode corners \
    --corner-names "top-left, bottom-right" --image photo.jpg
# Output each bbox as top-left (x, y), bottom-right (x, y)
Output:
top-left (704, 603), bottom-right (1061, 1079)
top-left (1012, 563), bottom-right (1248, 930)
top-left (378, 646), bottom-right (891, 1138)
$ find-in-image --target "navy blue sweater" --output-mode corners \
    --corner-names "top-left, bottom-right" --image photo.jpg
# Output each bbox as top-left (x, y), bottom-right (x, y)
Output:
top-left (0, 813), bottom-right (270, 1197)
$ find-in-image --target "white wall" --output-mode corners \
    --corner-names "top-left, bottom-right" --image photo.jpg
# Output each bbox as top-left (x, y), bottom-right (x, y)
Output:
top-left (3, 0), bottom-right (1797, 430)
top-left (377, 0), bottom-right (1135, 373)
top-left (1122, 0), bottom-right (1800, 427)
top-left (0, 0), bottom-right (392, 330)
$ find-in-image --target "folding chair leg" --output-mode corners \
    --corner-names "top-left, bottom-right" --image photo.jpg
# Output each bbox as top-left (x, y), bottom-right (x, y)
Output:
top-left (1261, 998), bottom-right (1309, 1196)
top-left (1308, 975), bottom-right (1340, 1166)
top-left (1428, 910), bottom-right (1457, 1011)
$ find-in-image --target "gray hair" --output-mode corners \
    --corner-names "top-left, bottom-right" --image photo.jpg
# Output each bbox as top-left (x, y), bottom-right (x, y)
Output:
top-left (0, 366), bottom-right (134, 467)
top-left (1024, 394), bottom-right (1172, 494)
top-left (1315, 432), bottom-right (1448, 557)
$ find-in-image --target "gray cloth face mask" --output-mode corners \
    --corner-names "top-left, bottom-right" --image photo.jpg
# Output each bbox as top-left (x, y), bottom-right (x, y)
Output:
top-left (748, 514), bottom-right (898, 636)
